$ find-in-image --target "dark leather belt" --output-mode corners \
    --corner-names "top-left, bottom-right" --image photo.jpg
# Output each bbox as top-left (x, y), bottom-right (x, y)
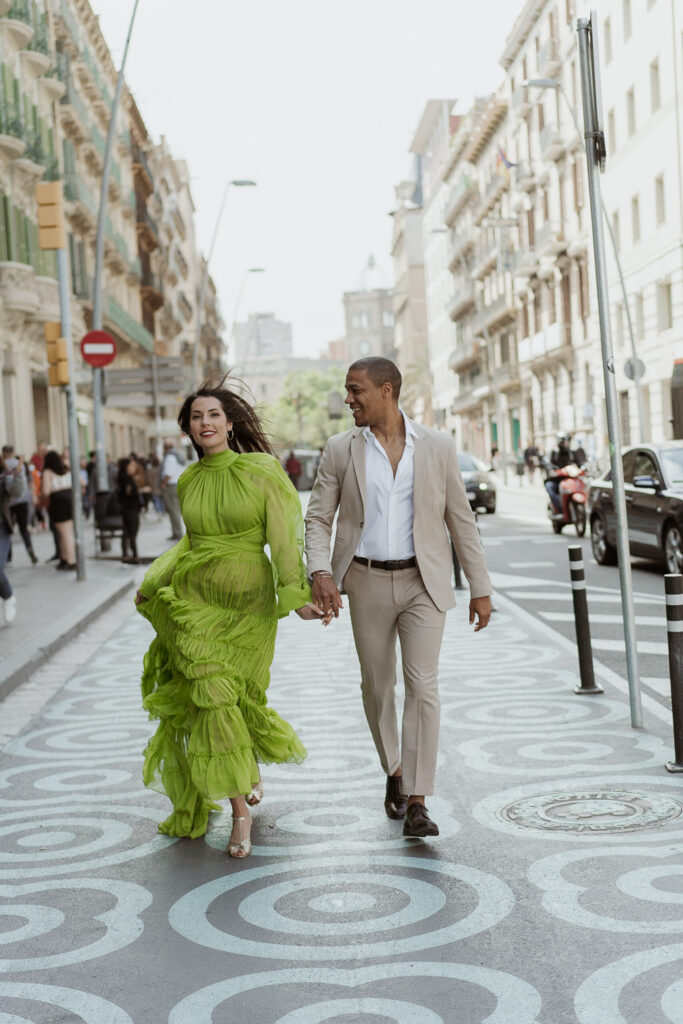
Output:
top-left (353, 556), bottom-right (417, 571)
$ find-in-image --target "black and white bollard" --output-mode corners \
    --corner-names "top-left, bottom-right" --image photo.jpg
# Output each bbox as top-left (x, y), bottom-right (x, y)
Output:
top-left (569, 545), bottom-right (604, 695)
top-left (664, 574), bottom-right (683, 773)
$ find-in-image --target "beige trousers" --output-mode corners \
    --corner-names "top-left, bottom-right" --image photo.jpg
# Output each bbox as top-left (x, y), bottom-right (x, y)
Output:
top-left (343, 560), bottom-right (446, 796)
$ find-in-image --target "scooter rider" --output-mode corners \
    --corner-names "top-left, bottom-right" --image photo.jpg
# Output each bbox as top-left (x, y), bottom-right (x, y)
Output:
top-left (544, 434), bottom-right (580, 515)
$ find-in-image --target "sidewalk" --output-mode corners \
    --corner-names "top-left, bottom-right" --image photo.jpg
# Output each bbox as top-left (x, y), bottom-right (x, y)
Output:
top-left (0, 510), bottom-right (174, 700)
top-left (0, 560), bottom-right (681, 1021)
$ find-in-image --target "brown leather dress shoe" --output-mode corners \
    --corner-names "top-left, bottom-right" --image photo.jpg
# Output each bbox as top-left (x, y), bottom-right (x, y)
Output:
top-left (384, 774), bottom-right (408, 819)
top-left (403, 802), bottom-right (439, 837)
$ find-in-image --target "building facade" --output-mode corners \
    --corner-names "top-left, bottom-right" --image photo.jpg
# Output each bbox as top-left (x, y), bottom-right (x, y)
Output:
top-left (0, 0), bottom-right (224, 459)
top-left (407, 0), bottom-right (682, 461)
top-left (232, 312), bottom-right (293, 367)
top-left (342, 255), bottom-right (395, 364)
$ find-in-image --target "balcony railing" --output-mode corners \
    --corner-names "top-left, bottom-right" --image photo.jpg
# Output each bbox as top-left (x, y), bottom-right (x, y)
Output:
top-left (449, 338), bottom-right (480, 373)
top-left (515, 161), bottom-right (536, 190)
top-left (510, 85), bottom-right (531, 114)
top-left (6, 0), bottom-right (31, 23)
top-left (536, 219), bottom-right (565, 254)
top-left (447, 282), bottom-right (476, 322)
top-left (142, 268), bottom-right (163, 293)
top-left (0, 100), bottom-right (23, 139)
top-left (539, 123), bottom-right (565, 160)
top-left (132, 146), bottom-right (154, 188)
top-left (64, 173), bottom-right (97, 218)
top-left (55, 0), bottom-right (80, 47)
top-left (59, 78), bottom-right (89, 134)
top-left (136, 203), bottom-right (159, 243)
top-left (26, 16), bottom-right (49, 54)
top-left (509, 248), bottom-right (538, 277)
top-left (538, 35), bottom-right (560, 76)
top-left (444, 174), bottom-right (478, 226)
top-left (73, 271), bottom-right (93, 301)
top-left (106, 296), bottom-right (154, 352)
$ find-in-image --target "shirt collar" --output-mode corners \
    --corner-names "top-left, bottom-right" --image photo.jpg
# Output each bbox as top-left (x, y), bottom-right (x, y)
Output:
top-left (362, 410), bottom-right (417, 448)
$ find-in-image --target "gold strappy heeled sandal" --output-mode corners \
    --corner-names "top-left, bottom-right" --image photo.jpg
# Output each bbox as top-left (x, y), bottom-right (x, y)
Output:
top-left (227, 815), bottom-right (252, 858)
top-left (247, 780), bottom-right (263, 807)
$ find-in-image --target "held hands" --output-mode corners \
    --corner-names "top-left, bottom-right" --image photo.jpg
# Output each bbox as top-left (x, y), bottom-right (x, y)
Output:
top-left (295, 602), bottom-right (333, 626)
top-left (469, 595), bottom-right (492, 632)
top-left (311, 573), bottom-right (344, 620)
top-left (134, 590), bottom-right (147, 606)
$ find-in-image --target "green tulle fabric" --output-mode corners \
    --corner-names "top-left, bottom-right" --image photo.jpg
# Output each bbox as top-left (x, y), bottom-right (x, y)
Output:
top-left (137, 448), bottom-right (311, 838)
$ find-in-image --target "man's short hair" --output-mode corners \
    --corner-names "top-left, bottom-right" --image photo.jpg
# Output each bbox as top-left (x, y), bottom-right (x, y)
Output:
top-left (348, 357), bottom-right (402, 399)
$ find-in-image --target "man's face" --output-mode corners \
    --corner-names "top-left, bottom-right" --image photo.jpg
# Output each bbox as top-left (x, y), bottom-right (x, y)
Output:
top-left (344, 369), bottom-right (386, 427)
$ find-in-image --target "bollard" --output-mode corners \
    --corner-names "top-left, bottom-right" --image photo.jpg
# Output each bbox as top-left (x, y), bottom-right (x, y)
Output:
top-left (569, 545), bottom-right (604, 695)
top-left (664, 574), bottom-right (683, 773)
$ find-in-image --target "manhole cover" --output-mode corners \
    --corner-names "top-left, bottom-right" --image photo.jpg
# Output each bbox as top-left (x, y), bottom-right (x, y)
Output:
top-left (499, 790), bottom-right (683, 834)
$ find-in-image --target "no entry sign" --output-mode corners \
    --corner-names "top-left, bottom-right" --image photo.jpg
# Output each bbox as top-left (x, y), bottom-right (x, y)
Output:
top-left (80, 330), bottom-right (117, 368)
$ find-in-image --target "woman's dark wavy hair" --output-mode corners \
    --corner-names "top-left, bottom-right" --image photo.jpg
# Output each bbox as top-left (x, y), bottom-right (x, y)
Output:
top-left (178, 373), bottom-right (273, 459)
top-left (43, 450), bottom-right (67, 475)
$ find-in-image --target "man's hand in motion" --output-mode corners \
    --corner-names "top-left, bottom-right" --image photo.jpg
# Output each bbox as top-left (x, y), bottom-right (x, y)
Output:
top-left (469, 596), bottom-right (492, 632)
top-left (311, 571), bottom-right (344, 620)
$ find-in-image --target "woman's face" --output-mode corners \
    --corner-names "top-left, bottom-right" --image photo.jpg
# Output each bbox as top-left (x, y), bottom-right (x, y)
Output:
top-left (189, 396), bottom-right (233, 455)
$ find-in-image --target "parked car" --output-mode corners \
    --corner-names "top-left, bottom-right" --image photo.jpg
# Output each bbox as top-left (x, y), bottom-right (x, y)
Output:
top-left (588, 441), bottom-right (683, 573)
top-left (458, 452), bottom-right (497, 514)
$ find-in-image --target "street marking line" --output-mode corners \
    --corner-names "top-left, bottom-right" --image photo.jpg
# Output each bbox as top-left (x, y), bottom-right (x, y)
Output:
top-left (540, 612), bottom-right (666, 626)
top-left (591, 639), bottom-right (669, 656)
top-left (504, 590), bottom-right (665, 605)
top-left (641, 677), bottom-right (672, 697)
top-left (508, 561), bottom-right (556, 568)
top-left (491, 589), bottom-right (671, 724)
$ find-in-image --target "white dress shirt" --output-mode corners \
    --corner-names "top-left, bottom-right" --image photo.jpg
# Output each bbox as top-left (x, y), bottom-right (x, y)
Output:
top-left (356, 412), bottom-right (417, 561)
top-left (161, 451), bottom-right (183, 485)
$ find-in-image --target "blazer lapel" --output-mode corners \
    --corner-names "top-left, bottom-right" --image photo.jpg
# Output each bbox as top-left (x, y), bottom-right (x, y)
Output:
top-left (350, 430), bottom-right (366, 511)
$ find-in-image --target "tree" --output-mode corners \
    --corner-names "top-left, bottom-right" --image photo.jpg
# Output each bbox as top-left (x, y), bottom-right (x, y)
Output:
top-left (263, 367), bottom-right (351, 453)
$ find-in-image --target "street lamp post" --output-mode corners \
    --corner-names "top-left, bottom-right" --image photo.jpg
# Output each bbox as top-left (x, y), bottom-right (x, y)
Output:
top-left (192, 179), bottom-right (257, 384)
top-left (524, 76), bottom-right (647, 443)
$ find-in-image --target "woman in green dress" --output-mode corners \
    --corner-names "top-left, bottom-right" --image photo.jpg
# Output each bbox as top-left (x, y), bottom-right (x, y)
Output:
top-left (135, 379), bottom-right (327, 858)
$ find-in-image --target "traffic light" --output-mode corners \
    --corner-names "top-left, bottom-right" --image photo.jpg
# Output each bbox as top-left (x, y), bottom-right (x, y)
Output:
top-left (35, 181), bottom-right (66, 251)
top-left (45, 321), bottom-right (69, 386)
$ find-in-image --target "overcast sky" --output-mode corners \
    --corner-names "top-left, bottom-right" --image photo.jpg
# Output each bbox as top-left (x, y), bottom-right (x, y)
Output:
top-left (92, 0), bottom-right (518, 356)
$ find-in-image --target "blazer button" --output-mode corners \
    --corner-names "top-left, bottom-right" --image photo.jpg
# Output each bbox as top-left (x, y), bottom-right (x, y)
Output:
top-left (360, 521), bottom-right (364, 527)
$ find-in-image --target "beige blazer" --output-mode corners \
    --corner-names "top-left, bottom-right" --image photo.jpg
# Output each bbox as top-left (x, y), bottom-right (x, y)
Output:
top-left (305, 423), bottom-right (492, 612)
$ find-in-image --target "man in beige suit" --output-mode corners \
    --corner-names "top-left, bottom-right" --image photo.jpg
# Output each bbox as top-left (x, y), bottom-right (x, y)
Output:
top-left (305, 357), bottom-right (492, 837)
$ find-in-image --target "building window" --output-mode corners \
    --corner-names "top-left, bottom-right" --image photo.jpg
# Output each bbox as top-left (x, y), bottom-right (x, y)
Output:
top-left (607, 109), bottom-right (616, 155)
top-left (572, 159), bottom-right (584, 210)
top-left (650, 59), bottom-right (661, 112)
top-left (657, 281), bottom-right (673, 331)
top-left (627, 88), bottom-right (636, 135)
top-left (566, 0), bottom-right (576, 24)
top-left (612, 210), bottom-right (621, 251)
top-left (382, 310), bottom-right (394, 327)
top-left (631, 195), bottom-right (640, 242)
top-left (619, 391), bottom-right (631, 446)
top-left (623, 0), bottom-right (632, 40)
top-left (578, 260), bottom-right (590, 320)
top-left (635, 292), bottom-right (645, 339)
top-left (655, 174), bottom-right (666, 224)
top-left (604, 17), bottom-right (612, 63)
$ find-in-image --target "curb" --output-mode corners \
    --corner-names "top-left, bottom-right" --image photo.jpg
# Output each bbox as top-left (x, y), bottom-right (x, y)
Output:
top-left (0, 577), bottom-right (136, 703)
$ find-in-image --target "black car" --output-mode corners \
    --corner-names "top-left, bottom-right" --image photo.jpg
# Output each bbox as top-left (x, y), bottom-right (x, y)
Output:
top-left (588, 441), bottom-right (683, 573)
top-left (458, 452), bottom-right (497, 514)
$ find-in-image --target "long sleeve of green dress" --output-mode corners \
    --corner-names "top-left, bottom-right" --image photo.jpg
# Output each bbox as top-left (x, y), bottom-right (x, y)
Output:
top-left (137, 449), bottom-right (309, 839)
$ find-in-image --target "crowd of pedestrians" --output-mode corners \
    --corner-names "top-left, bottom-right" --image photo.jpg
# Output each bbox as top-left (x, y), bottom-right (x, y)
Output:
top-left (0, 438), bottom-right (191, 627)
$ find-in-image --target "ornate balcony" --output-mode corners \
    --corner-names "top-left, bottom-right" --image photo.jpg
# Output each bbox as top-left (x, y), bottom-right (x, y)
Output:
top-left (510, 247), bottom-right (538, 278)
top-left (447, 282), bottom-right (476, 322)
top-left (0, 101), bottom-right (26, 158)
top-left (449, 338), bottom-right (480, 373)
top-left (471, 241), bottom-right (498, 281)
top-left (64, 173), bottom-right (97, 230)
top-left (481, 289), bottom-right (517, 332)
top-left (444, 174), bottom-right (478, 227)
top-left (515, 161), bottom-right (537, 191)
top-left (1, 0), bottom-right (34, 47)
top-left (538, 35), bottom-right (561, 78)
top-left (536, 219), bottom-right (565, 256)
top-left (105, 296), bottom-right (154, 352)
top-left (132, 146), bottom-right (154, 197)
top-left (510, 84), bottom-right (531, 117)
top-left (136, 203), bottom-right (159, 252)
top-left (141, 268), bottom-right (164, 310)
top-left (539, 123), bottom-right (565, 161)
top-left (518, 322), bottom-right (571, 362)
top-left (448, 231), bottom-right (474, 273)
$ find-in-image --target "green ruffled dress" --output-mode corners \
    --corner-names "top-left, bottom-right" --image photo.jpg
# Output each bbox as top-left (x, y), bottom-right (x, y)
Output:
top-left (137, 448), bottom-right (311, 838)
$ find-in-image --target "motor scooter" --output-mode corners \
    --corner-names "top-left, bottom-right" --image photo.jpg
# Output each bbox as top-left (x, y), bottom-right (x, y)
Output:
top-left (546, 464), bottom-right (588, 536)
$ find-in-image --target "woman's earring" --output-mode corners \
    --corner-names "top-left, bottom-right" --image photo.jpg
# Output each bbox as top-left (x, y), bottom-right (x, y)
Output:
top-left (227, 428), bottom-right (234, 441)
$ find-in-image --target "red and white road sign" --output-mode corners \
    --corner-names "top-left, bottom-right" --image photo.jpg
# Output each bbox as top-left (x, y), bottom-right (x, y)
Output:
top-left (80, 330), bottom-right (117, 368)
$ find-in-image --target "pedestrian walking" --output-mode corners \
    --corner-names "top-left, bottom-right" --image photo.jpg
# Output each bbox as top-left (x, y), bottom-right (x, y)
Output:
top-left (145, 454), bottom-right (164, 518)
top-left (284, 450), bottom-right (303, 489)
top-left (160, 440), bottom-right (184, 540)
top-left (135, 377), bottom-right (329, 858)
top-left (515, 447), bottom-right (526, 486)
top-left (41, 450), bottom-right (76, 571)
top-left (524, 440), bottom-right (540, 483)
top-left (1, 445), bottom-right (37, 564)
top-left (0, 451), bottom-right (26, 623)
top-left (305, 357), bottom-right (492, 838)
top-left (117, 457), bottom-right (141, 564)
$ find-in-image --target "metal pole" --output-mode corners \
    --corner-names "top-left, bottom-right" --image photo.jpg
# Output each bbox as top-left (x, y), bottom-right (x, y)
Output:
top-left (568, 545), bottom-right (603, 693)
top-left (57, 248), bottom-right (86, 580)
top-left (92, 0), bottom-right (141, 494)
top-left (664, 573), bottom-right (683, 772)
top-left (577, 16), bottom-right (642, 727)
